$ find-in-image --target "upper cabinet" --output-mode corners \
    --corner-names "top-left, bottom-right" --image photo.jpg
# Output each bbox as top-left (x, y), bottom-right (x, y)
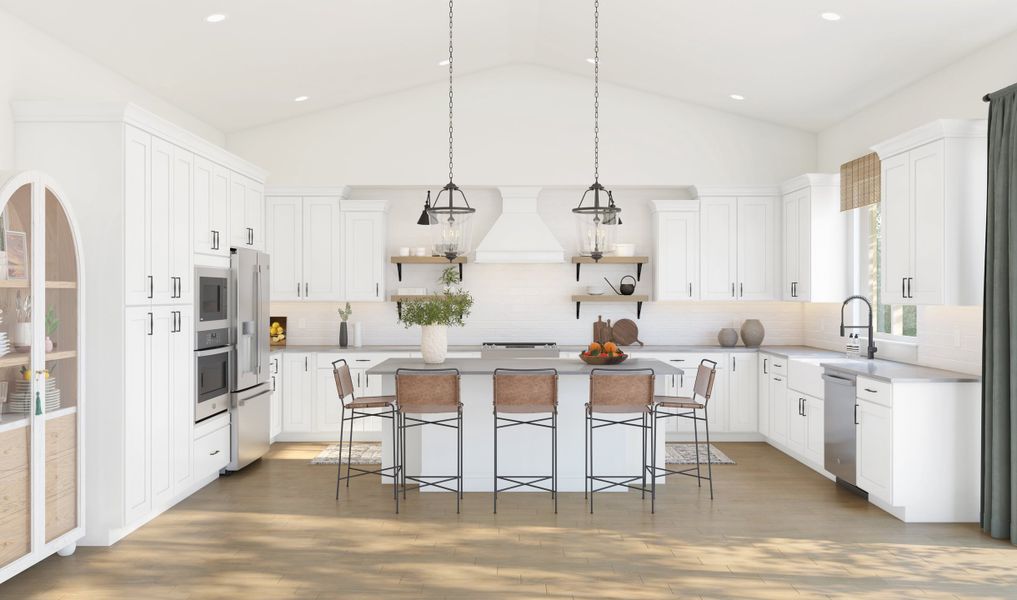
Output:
top-left (265, 189), bottom-right (386, 303)
top-left (872, 120), bottom-right (987, 306)
top-left (229, 174), bottom-right (265, 251)
top-left (780, 174), bottom-right (847, 303)
top-left (694, 187), bottom-right (779, 302)
top-left (651, 201), bottom-right (699, 301)
top-left (192, 157), bottom-right (230, 258)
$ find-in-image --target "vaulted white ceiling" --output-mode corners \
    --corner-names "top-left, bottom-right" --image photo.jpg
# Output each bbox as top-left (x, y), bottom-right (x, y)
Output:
top-left (3, 0), bottom-right (1016, 133)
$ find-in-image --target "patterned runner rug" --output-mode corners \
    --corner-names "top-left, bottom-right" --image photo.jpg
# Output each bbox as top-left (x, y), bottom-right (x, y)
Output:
top-left (311, 443), bottom-right (734, 465)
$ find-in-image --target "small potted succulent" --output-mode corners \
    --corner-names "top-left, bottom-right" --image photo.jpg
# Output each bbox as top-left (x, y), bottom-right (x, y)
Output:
top-left (399, 267), bottom-right (473, 364)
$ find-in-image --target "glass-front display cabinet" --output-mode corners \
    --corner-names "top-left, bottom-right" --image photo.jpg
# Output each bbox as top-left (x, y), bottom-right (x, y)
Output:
top-left (0, 171), bottom-right (83, 581)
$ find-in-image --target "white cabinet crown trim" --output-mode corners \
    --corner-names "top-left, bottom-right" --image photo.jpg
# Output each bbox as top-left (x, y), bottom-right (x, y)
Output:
top-left (871, 119), bottom-right (988, 159)
top-left (780, 173), bottom-right (840, 195)
top-left (266, 186), bottom-right (351, 198)
top-left (342, 199), bottom-right (391, 213)
top-left (692, 185), bottom-right (780, 198)
top-left (650, 199), bottom-right (699, 213)
top-left (12, 101), bottom-right (267, 182)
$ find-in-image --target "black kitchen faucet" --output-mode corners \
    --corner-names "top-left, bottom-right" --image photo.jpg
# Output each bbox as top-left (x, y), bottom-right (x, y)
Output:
top-left (840, 295), bottom-right (878, 360)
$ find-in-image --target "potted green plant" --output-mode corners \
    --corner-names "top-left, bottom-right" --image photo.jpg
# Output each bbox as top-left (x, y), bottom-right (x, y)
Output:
top-left (399, 267), bottom-right (473, 363)
top-left (338, 302), bottom-right (352, 348)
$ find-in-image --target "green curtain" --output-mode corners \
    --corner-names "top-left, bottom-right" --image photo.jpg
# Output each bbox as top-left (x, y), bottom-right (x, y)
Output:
top-left (983, 82), bottom-right (1017, 544)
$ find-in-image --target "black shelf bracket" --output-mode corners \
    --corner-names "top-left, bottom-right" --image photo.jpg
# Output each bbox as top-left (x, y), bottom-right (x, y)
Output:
top-left (575, 299), bottom-right (644, 320)
top-left (576, 263), bottom-right (581, 281)
top-left (397, 301), bottom-right (403, 320)
top-left (458, 262), bottom-right (463, 281)
top-left (396, 263), bottom-right (403, 281)
top-left (636, 263), bottom-right (643, 281)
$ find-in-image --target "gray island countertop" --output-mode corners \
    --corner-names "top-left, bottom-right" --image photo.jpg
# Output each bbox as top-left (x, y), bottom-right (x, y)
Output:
top-left (367, 357), bottom-right (683, 376)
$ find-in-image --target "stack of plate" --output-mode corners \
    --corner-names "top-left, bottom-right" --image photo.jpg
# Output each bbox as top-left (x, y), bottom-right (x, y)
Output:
top-left (0, 332), bottom-right (10, 358)
top-left (4, 378), bottom-right (60, 414)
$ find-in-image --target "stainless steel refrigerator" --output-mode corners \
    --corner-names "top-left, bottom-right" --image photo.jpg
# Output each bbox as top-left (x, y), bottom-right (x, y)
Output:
top-left (228, 247), bottom-right (271, 471)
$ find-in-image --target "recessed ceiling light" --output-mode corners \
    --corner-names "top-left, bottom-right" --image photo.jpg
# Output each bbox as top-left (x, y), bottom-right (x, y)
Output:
top-left (293, 96), bottom-right (309, 103)
top-left (586, 57), bottom-right (597, 64)
top-left (821, 12), bottom-right (841, 21)
top-left (205, 13), bottom-right (227, 23)
top-left (438, 59), bottom-right (450, 66)
top-left (729, 94), bottom-right (745, 101)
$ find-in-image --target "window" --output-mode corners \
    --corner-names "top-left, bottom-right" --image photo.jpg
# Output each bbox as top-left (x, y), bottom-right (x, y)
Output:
top-left (864, 203), bottom-right (917, 338)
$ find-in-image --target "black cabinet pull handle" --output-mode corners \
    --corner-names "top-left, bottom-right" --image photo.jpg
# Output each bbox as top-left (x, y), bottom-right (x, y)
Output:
top-left (147, 312), bottom-right (153, 335)
top-left (732, 356), bottom-right (736, 371)
top-left (907, 277), bottom-right (912, 299)
top-left (864, 388), bottom-right (878, 393)
top-left (854, 404), bottom-right (859, 425)
top-left (305, 356), bottom-right (308, 371)
top-left (688, 282), bottom-right (692, 297)
top-left (739, 282), bottom-right (743, 297)
top-left (763, 358), bottom-right (768, 374)
top-left (148, 275), bottom-right (154, 299)
top-left (731, 282), bottom-right (735, 297)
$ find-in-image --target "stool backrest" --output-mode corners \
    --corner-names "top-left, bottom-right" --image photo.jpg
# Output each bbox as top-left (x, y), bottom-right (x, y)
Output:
top-left (693, 359), bottom-right (718, 406)
top-left (493, 368), bottom-right (558, 414)
top-left (332, 359), bottom-right (355, 407)
top-left (395, 368), bottom-right (461, 413)
top-left (589, 369), bottom-right (654, 413)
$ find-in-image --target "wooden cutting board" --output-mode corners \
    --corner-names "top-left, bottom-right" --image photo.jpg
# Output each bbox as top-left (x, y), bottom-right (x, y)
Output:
top-left (593, 316), bottom-right (612, 345)
top-left (611, 318), bottom-right (644, 346)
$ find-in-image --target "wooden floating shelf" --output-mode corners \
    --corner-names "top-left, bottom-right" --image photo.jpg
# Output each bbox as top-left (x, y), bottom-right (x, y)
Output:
top-left (571, 256), bottom-right (649, 281)
top-left (0, 350), bottom-right (78, 369)
top-left (571, 294), bottom-right (649, 320)
top-left (0, 280), bottom-right (77, 289)
top-left (390, 256), bottom-right (467, 282)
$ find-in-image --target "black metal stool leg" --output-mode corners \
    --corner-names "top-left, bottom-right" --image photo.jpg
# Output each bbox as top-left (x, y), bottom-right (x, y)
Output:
top-left (457, 408), bottom-right (463, 514)
top-left (493, 412), bottom-right (498, 514)
top-left (584, 406), bottom-right (589, 500)
top-left (641, 412), bottom-right (647, 500)
top-left (651, 407), bottom-right (657, 514)
top-left (336, 404), bottom-right (346, 500)
top-left (345, 410), bottom-right (356, 489)
top-left (589, 408), bottom-right (595, 514)
top-left (705, 407), bottom-right (714, 500)
top-left (391, 407), bottom-right (399, 513)
top-left (692, 409), bottom-right (702, 487)
top-left (552, 410), bottom-right (558, 514)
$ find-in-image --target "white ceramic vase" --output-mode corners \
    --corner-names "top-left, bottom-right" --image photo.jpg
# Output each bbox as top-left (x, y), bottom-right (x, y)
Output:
top-left (12, 322), bottom-right (31, 350)
top-left (420, 325), bottom-right (448, 364)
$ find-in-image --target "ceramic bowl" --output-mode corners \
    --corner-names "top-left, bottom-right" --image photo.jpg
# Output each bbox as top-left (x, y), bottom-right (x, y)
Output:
top-left (579, 352), bottom-right (628, 365)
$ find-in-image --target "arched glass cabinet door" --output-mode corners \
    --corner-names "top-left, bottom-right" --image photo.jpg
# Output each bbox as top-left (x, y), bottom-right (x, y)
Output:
top-left (42, 184), bottom-right (79, 543)
top-left (0, 173), bottom-right (35, 569)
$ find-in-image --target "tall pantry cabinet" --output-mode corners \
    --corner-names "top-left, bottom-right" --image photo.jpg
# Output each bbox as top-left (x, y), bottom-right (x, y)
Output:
top-left (13, 102), bottom-right (268, 548)
top-left (0, 171), bottom-right (85, 583)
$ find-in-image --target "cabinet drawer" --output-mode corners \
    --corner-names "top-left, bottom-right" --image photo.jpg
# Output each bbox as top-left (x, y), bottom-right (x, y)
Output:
top-left (767, 355), bottom-right (789, 376)
top-left (317, 353), bottom-right (393, 370)
top-left (46, 413), bottom-right (77, 457)
top-left (857, 377), bottom-right (892, 407)
top-left (0, 508), bottom-right (29, 568)
top-left (45, 449), bottom-right (76, 501)
top-left (194, 425), bottom-right (229, 478)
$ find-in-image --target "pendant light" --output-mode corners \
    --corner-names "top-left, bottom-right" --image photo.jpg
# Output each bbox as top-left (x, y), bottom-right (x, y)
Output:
top-left (572, 0), bottom-right (620, 262)
top-left (419, 0), bottom-right (476, 261)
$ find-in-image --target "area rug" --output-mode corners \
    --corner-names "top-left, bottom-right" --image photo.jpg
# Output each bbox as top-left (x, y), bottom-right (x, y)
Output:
top-left (311, 442), bottom-right (734, 465)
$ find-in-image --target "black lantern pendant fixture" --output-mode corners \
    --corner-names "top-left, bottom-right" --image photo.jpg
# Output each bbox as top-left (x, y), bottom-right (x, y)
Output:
top-left (418, 0), bottom-right (476, 261)
top-left (572, 0), bottom-right (620, 262)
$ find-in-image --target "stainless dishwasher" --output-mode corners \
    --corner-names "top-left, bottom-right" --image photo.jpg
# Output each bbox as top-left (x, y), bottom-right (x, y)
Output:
top-left (822, 368), bottom-right (862, 491)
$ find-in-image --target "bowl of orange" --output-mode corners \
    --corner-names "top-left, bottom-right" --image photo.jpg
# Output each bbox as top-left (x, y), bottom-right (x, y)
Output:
top-left (579, 342), bottom-right (628, 365)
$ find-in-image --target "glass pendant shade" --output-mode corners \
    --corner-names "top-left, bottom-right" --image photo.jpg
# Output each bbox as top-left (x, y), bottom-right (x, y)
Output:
top-left (427, 183), bottom-right (475, 260)
top-left (573, 184), bottom-right (619, 260)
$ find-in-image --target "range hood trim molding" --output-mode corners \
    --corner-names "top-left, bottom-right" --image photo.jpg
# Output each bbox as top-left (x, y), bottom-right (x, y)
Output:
top-left (473, 186), bottom-right (567, 264)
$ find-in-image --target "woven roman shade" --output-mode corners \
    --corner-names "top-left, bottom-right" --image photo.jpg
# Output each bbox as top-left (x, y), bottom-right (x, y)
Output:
top-left (840, 152), bottom-right (881, 211)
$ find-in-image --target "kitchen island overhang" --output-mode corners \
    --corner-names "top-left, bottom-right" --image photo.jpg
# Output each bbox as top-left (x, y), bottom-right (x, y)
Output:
top-left (367, 357), bottom-right (684, 493)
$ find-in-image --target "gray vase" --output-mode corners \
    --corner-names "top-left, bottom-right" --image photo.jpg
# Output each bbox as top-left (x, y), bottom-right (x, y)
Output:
top-left (339, 322), bottom-right (349, 348)
top-left (717, 328), bottom-right (739, 348)
top-left (741, 319), bottom-right (765, 348)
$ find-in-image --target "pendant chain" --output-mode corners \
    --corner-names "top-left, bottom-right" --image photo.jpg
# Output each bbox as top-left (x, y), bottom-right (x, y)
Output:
top-left (448, 0), bottom-right (455, 184)
top-left (593, 0), bottom-right (599, 183)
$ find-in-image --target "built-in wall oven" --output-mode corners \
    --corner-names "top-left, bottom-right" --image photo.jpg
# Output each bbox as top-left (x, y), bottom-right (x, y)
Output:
top-left (195, 267), bottom-right (229, 333)
top-left (195, 328), bottom-right (230, 423)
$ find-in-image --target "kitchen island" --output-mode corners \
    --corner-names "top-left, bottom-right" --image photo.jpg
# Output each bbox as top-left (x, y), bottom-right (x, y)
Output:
top-left (367, 357), bottom-right (684, 492)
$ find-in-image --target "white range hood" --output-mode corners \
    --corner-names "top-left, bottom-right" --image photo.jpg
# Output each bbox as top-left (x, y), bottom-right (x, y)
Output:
top-left (473, 186), bottom-right (566, 263)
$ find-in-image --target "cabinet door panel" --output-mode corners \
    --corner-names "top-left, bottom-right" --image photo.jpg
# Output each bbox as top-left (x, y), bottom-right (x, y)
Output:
top-left (857, 400), bottom-right (893, 502)
top-left (768, 375), bottom-right (788, 446)
top-left (124, 308), bottom-right (152, 524)
top-left (782, 194), bottom-right (799, 301)
top-left (910, 142), bottom-right (945, 304)
top-left (736, 197), bottom-right (776, 300)
top-left (211, 165), bottom-right (230, 256)
top-left (266, 197), bottom-right (303, 301)
top-left (787, 391), bottom-right (807, 453)
top-left (881, 153), bottom-right (910, 305)
top-left (282, 354), bottom-right (313, 432)
top-left (171, 147), bottom-right (193, 304)
top-left (149, 138), bottom-right (174, 304)
top-left (124, 126), bottom-right (152, 306)
top-left (193, 156), bottom-right (214, 254)
top-left (172, 308), bottom-right (194, 489)
top-left (150, 309), bottom-right (174, 507)
top-left (757, 355), bottom-right (771, 437)
top-left (796, 193), bottom-right (812, 301)
top-left (360, 371), bottom-right (384, 433)
top-left (699, 198), bottom-right (738, 301)
top-left (343, 211), bottom-right (385, 302)
top-left (316, 368), bottom-right (343, 433)
top-left (246, 180), bottom-right (265, 250)
top-left (727, 353), bottom-right (758, 432)
top-left (229, 175), bottom-right (249, 247)
top-left (304, 197), bottom-right (344, 301)
top-left (805, 397), bottom-right (824, 465)
top-left (654, 212), bottom-right (699, 300)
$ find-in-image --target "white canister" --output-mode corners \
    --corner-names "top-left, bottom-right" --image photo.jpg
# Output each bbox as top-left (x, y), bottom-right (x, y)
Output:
top-left (614, 243), bottom-right (635, 257)
top-left (12, 322), bottom-right (31, 350)
top-left (414, 247), bottom-right (428, 257)
top-left (353, 322), bottom-right (363, 347)
top-left (398, 247), bottom-right (410, 257)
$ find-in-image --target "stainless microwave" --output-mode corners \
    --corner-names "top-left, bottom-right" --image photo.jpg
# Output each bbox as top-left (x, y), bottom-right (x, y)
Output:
top-left (195, 267), bottom-right (229, 334)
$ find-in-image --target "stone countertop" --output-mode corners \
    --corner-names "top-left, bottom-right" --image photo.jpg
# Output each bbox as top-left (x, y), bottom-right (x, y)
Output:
top-left (367, 357), bottom-right (683, 376)
top-left (755, 346), bottom-right (848, 359)
top-left (270, 344), bottom-right (789, 354)
top-left (819, 359), bottom-right (980, 384)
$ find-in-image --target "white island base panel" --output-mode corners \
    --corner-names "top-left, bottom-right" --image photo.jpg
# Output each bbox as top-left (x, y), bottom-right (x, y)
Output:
top-left (375, 373), bottom-right (666, 492)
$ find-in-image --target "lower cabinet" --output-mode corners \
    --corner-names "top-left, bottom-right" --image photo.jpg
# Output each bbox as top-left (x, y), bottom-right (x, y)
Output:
top-left (768, 374), bottom-right (789, 446)
top-left (728, 353), bottom-right (758, 433)
top-left (856, 398), bottom-right (893, 503)
top-left (193, 413), bottom-right (230, 480)
top-left (269, 354), bottom-right (282, 441)
top-left (757, 354), bottom-right (771, 437)
top-left (786, 391), bottom-right (824, 466)
top-left (282, 353), bottom-right (314, 433)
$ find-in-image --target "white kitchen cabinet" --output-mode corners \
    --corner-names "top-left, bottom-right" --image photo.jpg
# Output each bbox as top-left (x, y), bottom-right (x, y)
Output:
top-left (193, 157), bottom-right (230, 257)
top-left (872, 120), bottom-right (987, 305)
top-left (768, 373), bottom-right (789, 446)
top-left (124, 126), bottom-right (191, 306)
top-left (695, 188), bottom-right (779, 302)
top-left (282, 353), bottom-right (315, 433)
top-left (269, 354), bottom-right (283, 441)
top-left (123, 307), bottom-right (153, 526)
top-left (650, 201), bottom-right (699, 301)
top-left (757, 354), bottom-right (772, 437)
top-left (780, 174), bottom-right (846, 302)
top-left (342, 208), bottom-right (387, 302)
top-left (856, 398), bottom-right (893, 503)
top-left (316, 367), bottom-right (343, 435)
top-left (265, 197), bottom-right (304, 301)
top-left (786, 390), bottom-right (807, 454)
top-left (727, 353), bottom-right (758, 433)
top-left (229, 173), bottom-right (264, 250)
top-left (303, 197), bottom-right (345, 301)
top-left (804, 396), bottom-right (824, 466)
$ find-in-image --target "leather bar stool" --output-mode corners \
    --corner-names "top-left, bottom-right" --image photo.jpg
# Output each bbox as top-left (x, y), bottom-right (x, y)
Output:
top-left (332, 359), bottom-right (401, 513)
top-left (492, 368), bottom-right (559, 514)
top-left (395, 368), bottom-right (464, 513)
top-left (650, 359), bottom-right (719, 510)
top-left (585, 368), bottom-right (656, 514)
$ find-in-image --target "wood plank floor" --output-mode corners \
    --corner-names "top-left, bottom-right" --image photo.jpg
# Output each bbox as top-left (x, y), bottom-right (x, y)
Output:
top-left (3, 442), bottom-right (1015, 599)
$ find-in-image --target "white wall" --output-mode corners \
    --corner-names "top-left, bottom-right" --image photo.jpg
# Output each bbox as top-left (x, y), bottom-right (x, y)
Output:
top-left (228, 64), bottom-right (816, 186)
top-left (0, 8), bottom-right (223, 170)
top-left (273, 186), bottom-right (805, 347)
